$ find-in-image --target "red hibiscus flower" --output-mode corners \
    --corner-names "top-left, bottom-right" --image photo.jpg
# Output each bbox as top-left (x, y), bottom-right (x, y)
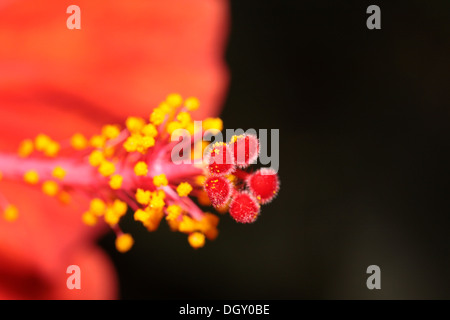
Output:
top-left (0, 0), bottom-right (229, 299)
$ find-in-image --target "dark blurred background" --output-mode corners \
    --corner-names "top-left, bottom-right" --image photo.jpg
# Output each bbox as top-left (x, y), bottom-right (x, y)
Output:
top-left (99, 0), bottom-right (450, 299)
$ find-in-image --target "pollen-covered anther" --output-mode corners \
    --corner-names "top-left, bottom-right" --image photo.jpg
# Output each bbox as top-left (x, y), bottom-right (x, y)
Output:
top-left (109, 174), bottom-right (123, 189)
top-left (3, 205), bottom-right (18, 222)
top-left (176, 112), bottom-right (192, 126)
top-left (126, 117), bottom-right (146, 133)
top-left (52, 166), bottom-right (66, 180)
top-left (90, 198), bottom-right (106, 216)
top-left (247, 168), bottom-right (280, 204)
top-left (134, 207), bottom-right (163, 232)
top-left (24, 170), bottom-right (39, 185)
top-left (135, 188), bottom-right (151, 205)
top-left (18, 139), bottom-right (34, 158)
top-left (112, 199), bottom-right (128, 216)
top-left (229, 134), bottom-right (260, 168)
top-left (202, 118), bottom-right (223, 132)
top-left (82, 211), bottom-right (98, 226)
top-left (150, 108), bottom-right (166, 126)
top-left (229, 191), bottom-right (260, 224)
top-left (188, 232), bottom-right (205, 249)
top-left (34, 134), bottom-right (51, 152)
top-left (90, 135), bottom-right (106, 148)
top-left (176, 182), bottom-right (193, 197)
top-left (71, 133), bottom-right (88, 150)
top-left (134, 161), bottom-right (148, 176)
top-left (104, 201), bottom-right (128, 226)
top-left (88, 150), bottom-right (104, 167)
top-left (166, 93), bottom-right (183, 108)
top-left (98, 160), bottom-right (116, 177)
top-left (149, 192), bottom-right (165, 209)
top-left (153, 174), bottom-right (168, 187)
top-left (101, 124), bottom-right (121, 139)
top-left (42, 180), bottom-right (59, 196)
top-left (206, 142), bottom-right (235, 176)
top-left (204, 176), bottom-right (232, 208)
top-left (115, 233), bottom-right (134, 253)
top-left (184, 97), bottom-right (200, 111)
top-left (166, 121), bottom-right (183, 135)
top-left (43, 141), bottom-right (60, 157)
top-left (34, 134), bottom-right (59, 157)
top-left (141, 123), bottom-right (158, 137)
top-left (166, 205), bottom-right (183, 221)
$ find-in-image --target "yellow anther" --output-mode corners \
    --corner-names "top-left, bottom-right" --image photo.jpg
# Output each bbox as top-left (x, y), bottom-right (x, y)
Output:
top-left (142, 208), bottom-right (164, 231)
top-left (153, 174), bottom-right (168, 187)
top-left (109, 174), bottom-right (123, 190)
top-left (149, 194), bottom-right (165, 209)
top-left (98, 160), bottom-right (116, 177)
top-left (35, 134), bottom-right (52, 151)
top-left (126, 117), bottom-right (146, 133)
top-left (52, 166), bottom-right (66, 180)
top-left (101, 124), bottom-right (121, 139)
top-left (203, 118), bottom-right (223, 132)
top-left (134, 208), bottom-right (151, 223)
top-left (134, 161), bottom-right (148, 176)
top-left (176, 112), bottom-right (192, 126)
top-left (71, 133), bottom-right (88, 150)
top-left (89, 150), bottom-right (104, 167)
top-left (90, 135), bottom-right (106, 148)
top-left (166, 205), bottom-right (182, 221)
top-left (44, 141), bottom-right (60, 157)
top-left (18, 139), bottom-right (34, 157)
top-left (90, 198), bottom-right (106, 216)
top-left (166, 121), bottom-right (183, 135)
top-left (150, 108), bottom-right (166, 126)
top-left (4, 205), bottom-right (18, 222)
top-left (158, 102), bottom-right (173, 114)
top-left (141, 123), bottom-right (158, 138)
top-left (134, 135), bottom-right (155, 153)
top-left (115, 233), bottom-right (134, 253)
top-left (82, 211), bottom-right (98, 226)
top-left (58, 191), bottom-right (71, 205)
top-left (42, 180), bottom-right (59, 196)
top-left (188, 232), bottom-right (205, 249)
top-left (104, 207), bottom-right (120, 226)
top-left (112, 199), bottom-right (128, 216)
top-left (141, 136), bottom-right (155, 149)
top-left (155, 189), bottom-right (166, 199)
top-left (24, 170), bottom-right (39, 185)
top-left (166, 93), bottom-right (183, 107)
top-left (103, 146), bottom-right (115, 158)
top-left (179, 216), bottom-right (196, 233)
top-left (135, 188), bottom-right (151, 205)
top-left (185, 97), bottom-right (200, 111)
top-left (176, 182), bottom-right (193, 197)
top-left (123, 135), bottom-right (139, 152)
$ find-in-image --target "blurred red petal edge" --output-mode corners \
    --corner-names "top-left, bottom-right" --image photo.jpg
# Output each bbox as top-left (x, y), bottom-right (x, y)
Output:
top-left (0, 244), bottom-right (118, 300)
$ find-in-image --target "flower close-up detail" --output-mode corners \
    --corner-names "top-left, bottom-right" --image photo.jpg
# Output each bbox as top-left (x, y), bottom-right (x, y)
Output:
top-left (0, 0), bottom-right (230, 299)
top-left (0, 0), bottom-right (281, 300)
